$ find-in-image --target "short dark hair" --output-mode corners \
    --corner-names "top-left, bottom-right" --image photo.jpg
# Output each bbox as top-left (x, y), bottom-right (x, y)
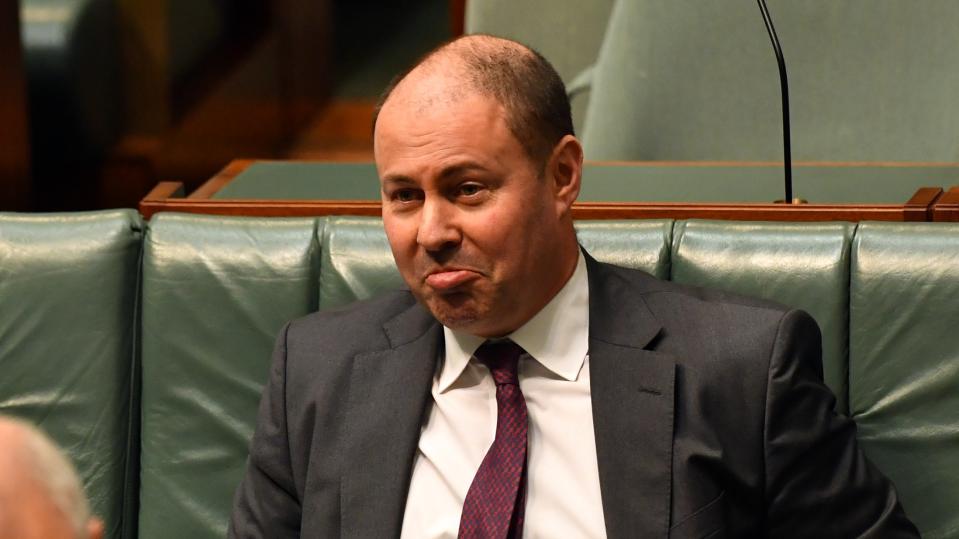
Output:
top-left (372, 35), bottom-right (574, 168)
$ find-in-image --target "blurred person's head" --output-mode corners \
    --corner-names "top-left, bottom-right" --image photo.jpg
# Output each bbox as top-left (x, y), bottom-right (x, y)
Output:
top-left (0, 416), bottom-right (103, 539)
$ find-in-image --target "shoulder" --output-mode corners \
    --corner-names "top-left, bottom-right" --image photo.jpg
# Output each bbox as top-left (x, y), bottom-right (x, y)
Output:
top-left (597, 259), bottom-right (791, 316)
top-left (283, 289), bottom-right (423, 358)
top-left (589, 258), bottom-right (818, 365)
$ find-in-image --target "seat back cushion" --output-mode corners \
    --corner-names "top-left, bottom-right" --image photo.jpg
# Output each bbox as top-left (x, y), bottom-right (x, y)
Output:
top-left (849, 222), bottom-right (959, 537)
top-left (139, 214), bottom-right (321, 539)
top-left (320, 217), bottom-right (675, 310)
top-left (0, 209), bottom-right (142, 539)
top-left (576, 219), bottom-right (673, 279)
top-left (319, 216), bottom-right (405, 310)
top-left (670, 220), bottom-right (854, 414)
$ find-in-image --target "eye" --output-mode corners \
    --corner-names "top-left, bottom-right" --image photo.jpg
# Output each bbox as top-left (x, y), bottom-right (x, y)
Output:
top-left (392, 188), bottom-right (422, 203)
top-left (458, 183), bottom-right (483, 197)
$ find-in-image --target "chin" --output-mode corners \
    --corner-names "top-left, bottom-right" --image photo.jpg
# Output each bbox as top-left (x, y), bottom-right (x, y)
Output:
top-left (429, 305), bottom-right (481, 330)
top-left (423, 295), bottom-right (485, 330)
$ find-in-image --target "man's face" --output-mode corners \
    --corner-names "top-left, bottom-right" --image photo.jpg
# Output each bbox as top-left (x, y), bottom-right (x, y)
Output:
top-left (374, 86), bottom-right (576, 337)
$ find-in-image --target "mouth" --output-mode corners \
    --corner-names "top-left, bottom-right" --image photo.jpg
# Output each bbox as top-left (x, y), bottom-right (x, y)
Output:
top-left (424, 268), bottom-right (481, 291)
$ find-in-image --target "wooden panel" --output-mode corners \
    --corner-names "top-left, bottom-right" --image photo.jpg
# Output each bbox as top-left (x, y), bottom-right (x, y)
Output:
top-left (103, 1), bottom-right (332, 210)
top-left (932, 186), bottom-right (959, 222)
top-left (117, 0), bottom-right (170, 133)
top-left (0, 0), bottom-right (31, 210)
top-left (140, 185), bottom-right (938, 223)
top-left (139, 159), bottom-right (944, 222)
top-left (450, 0), bottom-right (467, 36)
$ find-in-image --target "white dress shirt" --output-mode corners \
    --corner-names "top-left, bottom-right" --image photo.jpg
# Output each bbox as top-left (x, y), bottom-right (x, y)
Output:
top-left (401, 253), bottom-right (607, 538)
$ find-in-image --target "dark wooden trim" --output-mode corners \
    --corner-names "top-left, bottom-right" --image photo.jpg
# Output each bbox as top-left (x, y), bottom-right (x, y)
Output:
top-left (450, 0), bottom-right (466, 36)
top-left (0, 0), bottom-right (30, 210)
top-left (188, 160), bottom-right (254, 198)
top-left (139, 159), bottom-right (947, 222)
top-left (904, 187), bottom-right (944, 222)
top-left (139, 181), bottom-right (186, 218)
top-left (932, 186), bottom-right (959, 222)
top-left (138, 196), bottom-right (932, 223)
top-left (139, 197), bottom-right (381, 220)
top-left (569, 201), bottom-right (921, 222)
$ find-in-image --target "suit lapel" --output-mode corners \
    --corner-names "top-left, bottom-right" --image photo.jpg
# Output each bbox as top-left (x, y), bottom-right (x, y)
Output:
top-left (586, 255), bottom-right (676, 538)
top-left (340, 301), bottom-right (440, 539)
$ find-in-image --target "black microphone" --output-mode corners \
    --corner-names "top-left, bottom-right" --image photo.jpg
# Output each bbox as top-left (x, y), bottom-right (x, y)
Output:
top-left (756, 0), bottom-right (794, 204)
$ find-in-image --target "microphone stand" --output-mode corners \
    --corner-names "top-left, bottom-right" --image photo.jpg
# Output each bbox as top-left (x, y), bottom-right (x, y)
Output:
top-left (757, 0), bottom-right (801, 204)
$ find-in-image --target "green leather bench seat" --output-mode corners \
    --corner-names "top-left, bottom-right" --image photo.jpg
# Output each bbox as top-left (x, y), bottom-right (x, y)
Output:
top-left (850, 223), bottom-right (959, 539)
top-left (318, 217), bottom-right (675, 310)
top-left (575, 220), bottom-right (672, 278)
top-left (138, 214), bottom-right (323, 539)
top-left (2, 212), bottom-right (957, 538)
top-left (319, 216), bottom-right (403, 310)
top-left (0, 210), bottom-right (142, 539)
top-left (670, 221), bottom-right (855, 414)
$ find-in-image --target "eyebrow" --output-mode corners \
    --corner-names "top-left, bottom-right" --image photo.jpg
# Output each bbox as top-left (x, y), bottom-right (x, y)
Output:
top-left (381, 162), bottom-right (490, 186)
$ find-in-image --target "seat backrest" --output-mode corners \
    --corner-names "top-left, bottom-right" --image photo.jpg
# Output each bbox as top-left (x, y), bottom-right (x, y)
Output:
top-left (849, 222), bottom-right (959, 537)
top-left (138, 213), bottom-right (322, 539)
top-left (0, 209), bottom-right (142, 539)
top-left (576, 219), bottom-right (673, 279)
top-left (318, 217), bottom-right (676, 310)
top-left (319, 216), bottom-right (404, 310)
top-left (582, 0), bottom-right (959, 162)
top-left (670, 220), bottom-right (855, 414)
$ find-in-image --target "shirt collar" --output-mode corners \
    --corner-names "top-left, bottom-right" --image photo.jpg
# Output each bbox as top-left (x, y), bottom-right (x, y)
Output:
top-left (438, 252), bottom-right (590, 392)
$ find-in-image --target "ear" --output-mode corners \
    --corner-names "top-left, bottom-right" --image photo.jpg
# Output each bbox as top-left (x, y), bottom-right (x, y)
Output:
top-left (546, 134), bottom-right (584, 218)
top-left (87, 517), bottom-right (104, 539)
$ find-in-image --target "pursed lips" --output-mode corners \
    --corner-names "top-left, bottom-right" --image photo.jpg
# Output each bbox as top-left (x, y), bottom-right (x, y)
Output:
top-left (424, 267), bottom-right (482, 291)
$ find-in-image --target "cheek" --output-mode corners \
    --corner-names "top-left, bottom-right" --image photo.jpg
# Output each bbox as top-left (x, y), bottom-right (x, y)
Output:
top-left (467, 202), bottom-right (544, 262)
top-left (384, 218), bottom-right (417, 264)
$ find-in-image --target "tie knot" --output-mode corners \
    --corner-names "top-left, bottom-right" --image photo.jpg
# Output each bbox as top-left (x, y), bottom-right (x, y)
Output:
top-left (474, 340), bottom-right (525, 386)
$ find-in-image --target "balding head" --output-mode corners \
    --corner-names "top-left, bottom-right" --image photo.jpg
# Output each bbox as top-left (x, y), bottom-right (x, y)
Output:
top-left (373, 34), bottom-right (573, 169)
top-left (0, 416), bottom-right (102, 539)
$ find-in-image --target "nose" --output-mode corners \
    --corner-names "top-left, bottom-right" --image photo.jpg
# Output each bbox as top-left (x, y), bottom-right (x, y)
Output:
top-left (416, 197), bottom-right (462, 252)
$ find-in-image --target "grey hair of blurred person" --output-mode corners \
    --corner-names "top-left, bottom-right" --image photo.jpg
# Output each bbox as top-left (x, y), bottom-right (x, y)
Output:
top-left (0, 415), bottom-right (95, 538)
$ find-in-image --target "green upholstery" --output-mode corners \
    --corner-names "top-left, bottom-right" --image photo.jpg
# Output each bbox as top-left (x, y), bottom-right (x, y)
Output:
top-left (576, 219), bottom-right (672, 279)
top-left (318, 218), bottom-right (676, 311)
top-left (850, 222), bottom-right (959, 538)
top-left (0, 210), bottom-right (142, 539)
top-left (4, 212), bottom-right (958, 537)
top-left (670, 220), bottom-right (855, 414)
top-left (138, 214), bottom-right (322, 539)
top-left (319, 216), bottom-right (404, 310)
top-left (583, 0), bottom-right (959, 162)
top-left (465, 0), bottom-right (614, 133)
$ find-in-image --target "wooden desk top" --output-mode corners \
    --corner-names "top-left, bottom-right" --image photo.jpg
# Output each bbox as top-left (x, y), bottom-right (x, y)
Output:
top-left (140, 159), bottom-right (958, 222)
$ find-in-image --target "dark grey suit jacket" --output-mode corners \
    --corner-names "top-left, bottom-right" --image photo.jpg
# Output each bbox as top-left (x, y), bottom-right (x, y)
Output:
top-left (230, 255), bottom-right (918, 538)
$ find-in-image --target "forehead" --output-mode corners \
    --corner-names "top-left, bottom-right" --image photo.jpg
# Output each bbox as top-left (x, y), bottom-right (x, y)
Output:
top-left (374, 81), bottom-right (530, 176)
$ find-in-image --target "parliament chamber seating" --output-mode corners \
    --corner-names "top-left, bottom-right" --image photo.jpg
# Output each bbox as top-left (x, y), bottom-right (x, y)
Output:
top-left (1, 210), bottom-right (957, 538)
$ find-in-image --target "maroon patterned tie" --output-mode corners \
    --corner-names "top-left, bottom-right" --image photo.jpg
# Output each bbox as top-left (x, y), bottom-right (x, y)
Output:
top-left (458, 340), bottom-right (529, 539)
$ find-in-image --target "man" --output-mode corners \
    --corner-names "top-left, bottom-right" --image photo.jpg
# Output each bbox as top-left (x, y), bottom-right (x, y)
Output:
top-left (0, 416), bottom-right (104, 539)
top-left (230, 35), bottom-right (918, 537)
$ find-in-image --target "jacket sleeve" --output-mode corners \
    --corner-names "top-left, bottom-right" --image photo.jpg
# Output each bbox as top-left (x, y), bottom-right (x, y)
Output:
top-left (763, 309), bottom-right (919, 537)
top-left (228, 322), bottom-right (302, 538)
